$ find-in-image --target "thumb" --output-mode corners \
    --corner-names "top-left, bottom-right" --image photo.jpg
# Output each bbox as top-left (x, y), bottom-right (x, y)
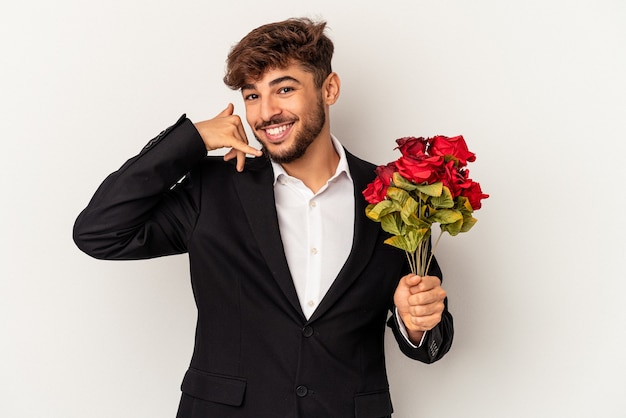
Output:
top-left (215, 103), bottom-right (234, 117)
top-left (404, 273), bottom-right (421, 285)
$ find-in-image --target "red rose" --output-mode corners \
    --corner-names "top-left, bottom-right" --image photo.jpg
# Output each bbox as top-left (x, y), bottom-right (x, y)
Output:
top-left (375, 162), bottom-right (397, 186)
top-left (429, 135), bottom-right (476, 167)
top-left (461, 180), bottom-right (489, 210)
top-left (442, 161), bottom-right (472, 198)
top-left (362, 177), bottom-right (388, 204)
top-left (395, 136), bottom-right (428, 157)
top-left (395, 154), bottom-right (444, 184)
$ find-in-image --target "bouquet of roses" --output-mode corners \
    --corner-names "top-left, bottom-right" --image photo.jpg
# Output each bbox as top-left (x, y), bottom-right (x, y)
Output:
top-left (363, 135), bottom-right (488, 276)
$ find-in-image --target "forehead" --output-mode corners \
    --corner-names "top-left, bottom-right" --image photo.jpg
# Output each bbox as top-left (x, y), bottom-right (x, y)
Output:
top-left (243, 64), bottom-right (313, 89)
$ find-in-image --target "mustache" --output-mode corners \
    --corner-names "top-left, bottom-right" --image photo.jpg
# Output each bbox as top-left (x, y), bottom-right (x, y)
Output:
top-left (254, 117), bottom-right (297, 130)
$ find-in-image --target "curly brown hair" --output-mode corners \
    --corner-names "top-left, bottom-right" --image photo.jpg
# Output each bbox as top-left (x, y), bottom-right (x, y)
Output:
top-left (223, 18), bottom-right (334, 90)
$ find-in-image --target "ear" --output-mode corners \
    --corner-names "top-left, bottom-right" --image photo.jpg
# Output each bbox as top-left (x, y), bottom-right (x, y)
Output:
top-left (322, 72), bottom-right (341, 105)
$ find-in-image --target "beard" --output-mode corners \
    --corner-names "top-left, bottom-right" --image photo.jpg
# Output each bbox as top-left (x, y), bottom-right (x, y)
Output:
top-left (254, 96), bottom-right (326, 164)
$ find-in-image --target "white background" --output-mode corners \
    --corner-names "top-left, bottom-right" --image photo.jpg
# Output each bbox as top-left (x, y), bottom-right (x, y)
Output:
top-left (1, 1), bottom-right (625, 417)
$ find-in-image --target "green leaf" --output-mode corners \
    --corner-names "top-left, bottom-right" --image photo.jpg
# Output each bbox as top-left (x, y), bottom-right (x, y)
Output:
top-left (365, 200), bottom-right (399, 221)
top-left (456, 196), bottom-right (474, 214)
top-left (419, 202), bottom-right (432, 219)
top-left (391, 173), bottom-right (417, 191)
top-left (400, 195), bottom-right (417, 223)
top-left (386, 187), bottom-right (410, 206)
top-left (384, 234), bottom-right (415, 252)
top-left (441, 218), bottom-right (463, 236)
top-left (416, 226), bottom-right (431, 243)
top-left (429, 209), bottom-right (463, 225)
top-left (380, 212), bottom-right (405, 236)
top-left (415, 182), bottom-right (443, 197)
top-left (431, 186), bottom-right (454, 209)
top-left (384, 227), bottom-right (430, 253)
top-left (460, 216), bottom-right (477, 233)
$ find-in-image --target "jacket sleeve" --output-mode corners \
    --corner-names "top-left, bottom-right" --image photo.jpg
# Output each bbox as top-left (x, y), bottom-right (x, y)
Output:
top-left (73, 115), bottom-right (208, 260)
top-left (387, 254), bottom-right (454, 363)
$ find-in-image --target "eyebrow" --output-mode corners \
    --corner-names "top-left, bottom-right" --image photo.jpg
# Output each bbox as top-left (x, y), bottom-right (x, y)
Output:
top-left (241, 75), bottom-right (302, 92)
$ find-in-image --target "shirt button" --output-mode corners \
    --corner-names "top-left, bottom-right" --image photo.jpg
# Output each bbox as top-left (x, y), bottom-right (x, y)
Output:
top-left (302, 326), bottom-right (314, 337)
top-left (296, 385), bottom-right (308, 397)
top-left (309, 200), bottom-right (317, 208)
top-left (310, 247), bottom-right (318, 255)
top-left (307, 300), bottom-right (315, 307)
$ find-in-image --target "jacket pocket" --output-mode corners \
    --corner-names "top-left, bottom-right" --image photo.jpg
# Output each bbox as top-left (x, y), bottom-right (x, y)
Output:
top-left (180, 368), bottom-right (247, 407)
top-left (354, 390), bottom-right (393, 418)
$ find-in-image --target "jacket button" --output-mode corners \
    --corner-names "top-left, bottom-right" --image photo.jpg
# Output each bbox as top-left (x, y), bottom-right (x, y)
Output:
top-left (296, 385), bottom-right (308, 397)
top-left (302, 326), bottom-right (314, 337)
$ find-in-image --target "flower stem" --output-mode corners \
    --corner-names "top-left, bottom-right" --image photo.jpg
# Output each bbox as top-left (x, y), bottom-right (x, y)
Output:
top-left (425, 229), bottom-right (444, 275)
top-left (405, 251), bottom-right (415, 275)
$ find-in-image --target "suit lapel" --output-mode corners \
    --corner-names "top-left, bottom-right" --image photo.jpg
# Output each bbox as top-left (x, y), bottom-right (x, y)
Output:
top-left (232, 157), bottom-right (305, 320)
top-left (309, 150), bottom-right (380, 322)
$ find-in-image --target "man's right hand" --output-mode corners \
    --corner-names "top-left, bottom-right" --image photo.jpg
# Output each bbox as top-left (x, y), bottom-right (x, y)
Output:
top-left (194, 103), bottom-right (262, 172)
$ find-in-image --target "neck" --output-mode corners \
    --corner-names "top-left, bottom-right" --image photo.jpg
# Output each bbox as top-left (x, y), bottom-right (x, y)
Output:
top-left (280, 133), bottom-right (340, 194)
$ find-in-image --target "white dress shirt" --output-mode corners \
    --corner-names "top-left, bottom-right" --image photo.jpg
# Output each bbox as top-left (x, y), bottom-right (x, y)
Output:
top-left (272, 135), bottom-right (354, 319)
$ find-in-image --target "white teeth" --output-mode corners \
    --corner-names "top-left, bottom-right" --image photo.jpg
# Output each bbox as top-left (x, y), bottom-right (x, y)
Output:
top-left (266, 125), bottom-right (289, 136)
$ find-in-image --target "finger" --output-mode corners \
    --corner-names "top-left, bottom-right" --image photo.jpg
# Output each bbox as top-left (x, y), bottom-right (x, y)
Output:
top-left (411, 275), bottom-right (442, 294)
top-left (409, 291), bottom-right (441, 307)
top-left (216, 103), bottom-right (234, 118)
top-left (405, 274), bottom-right (424, 295)
top-left (413, 286), bottom-right (447, 304)
top-left (223, 147), bottom-right (259, 172)
top-left (223, 142), bottom-right (262, 160)
top-left (228, 141), bottom-right (262, 157)
top-left (403, 273), bottom-right (421, 287)
top-left (400, 307), bottom-right (440, 332)
top-left (223, 148), bottom-right (237, 161)
top-left (227, 117), bottom-right (261, 157)
top-left (421, 275), bottom-right (442, 287)
top-left (409, 301), bottom-right (444, 321)
top-left (233, 114), bottom-right (249, 144)
top-left (233, 116), bottom-right (262, 158)
top-left (408, 312), bottom-right (442, 331)
top-left (236, 150), bottom-right (246, 172)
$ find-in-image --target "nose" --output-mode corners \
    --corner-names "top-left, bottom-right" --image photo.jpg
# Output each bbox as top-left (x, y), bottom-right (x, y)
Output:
top-left (260, 95), bottom-right (281, 122)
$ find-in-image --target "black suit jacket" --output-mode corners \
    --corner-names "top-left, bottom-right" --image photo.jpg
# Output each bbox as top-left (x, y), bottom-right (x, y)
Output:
top-left (73, 115), bottom-right (453, 418)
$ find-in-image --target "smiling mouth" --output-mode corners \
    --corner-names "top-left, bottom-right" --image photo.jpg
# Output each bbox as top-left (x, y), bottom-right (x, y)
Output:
top-left (262, 123), bottom-right (294, 142)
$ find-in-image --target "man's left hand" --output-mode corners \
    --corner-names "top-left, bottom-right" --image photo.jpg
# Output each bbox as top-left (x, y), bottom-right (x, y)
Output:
top-left (394, 274), bottom-right (447, 344)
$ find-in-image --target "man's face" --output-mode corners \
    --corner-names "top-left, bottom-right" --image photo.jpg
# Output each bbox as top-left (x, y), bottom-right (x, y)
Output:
top-left (242, 64), bottom-right (326, 164)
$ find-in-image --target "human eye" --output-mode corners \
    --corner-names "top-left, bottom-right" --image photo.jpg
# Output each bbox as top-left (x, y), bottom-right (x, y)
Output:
top-left (243, 93), bottom-right (258, 101)
top-left (278, 87), bottom-right (294, 94)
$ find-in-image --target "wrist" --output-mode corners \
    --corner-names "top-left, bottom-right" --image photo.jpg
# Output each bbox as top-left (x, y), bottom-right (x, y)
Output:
top-left (394, 307), bottom-right (428, 348)
top-left (407, 329), bottom-right (425, 345)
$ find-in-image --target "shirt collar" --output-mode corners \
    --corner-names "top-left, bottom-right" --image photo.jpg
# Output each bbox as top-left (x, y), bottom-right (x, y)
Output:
top-left (271, 134), bottom-right (353, 185)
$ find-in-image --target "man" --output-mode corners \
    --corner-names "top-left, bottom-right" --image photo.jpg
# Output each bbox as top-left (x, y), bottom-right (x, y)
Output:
top-left (74, 18), bottom-right (453, 417)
